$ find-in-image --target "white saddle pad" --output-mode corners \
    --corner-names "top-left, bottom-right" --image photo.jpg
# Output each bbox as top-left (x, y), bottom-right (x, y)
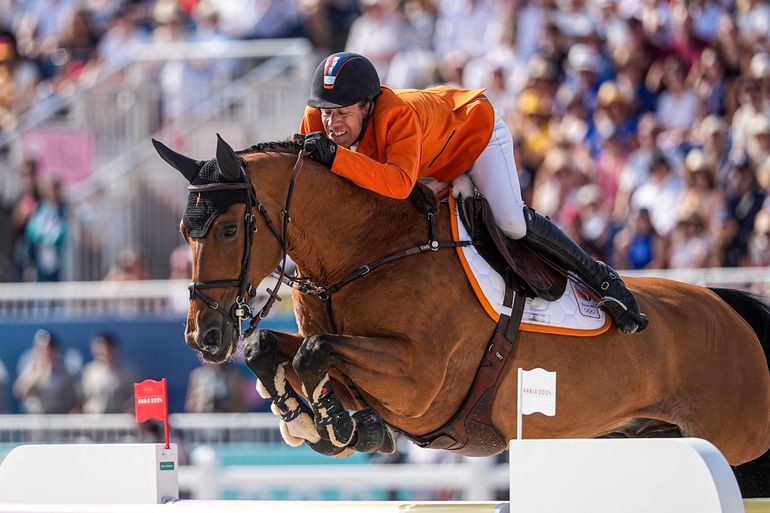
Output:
top-left (450, 195), bottom-right (611, 336)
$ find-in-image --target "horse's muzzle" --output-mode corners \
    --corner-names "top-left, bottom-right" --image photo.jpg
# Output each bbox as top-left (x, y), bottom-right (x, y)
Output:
top-left (186, 322), bottom-right (236, 363)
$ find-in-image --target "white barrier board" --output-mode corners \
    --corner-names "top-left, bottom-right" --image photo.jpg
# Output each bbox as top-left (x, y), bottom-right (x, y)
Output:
top-left (509, 438), bottom-right (744, 513)
top-left (0, 444), bottom-right (178, 504)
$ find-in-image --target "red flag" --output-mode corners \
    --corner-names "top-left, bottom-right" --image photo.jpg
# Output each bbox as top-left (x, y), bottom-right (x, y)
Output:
top-left (134, 378), bottom-right (168, 423)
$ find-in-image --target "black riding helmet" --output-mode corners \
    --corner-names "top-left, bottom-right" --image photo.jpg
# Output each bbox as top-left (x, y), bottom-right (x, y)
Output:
top-left (308, 52), bottom-right (382, 109)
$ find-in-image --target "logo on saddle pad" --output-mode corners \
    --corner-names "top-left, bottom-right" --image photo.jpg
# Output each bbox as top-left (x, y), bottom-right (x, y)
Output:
top-left (572, 280), bottom-right (601, 319)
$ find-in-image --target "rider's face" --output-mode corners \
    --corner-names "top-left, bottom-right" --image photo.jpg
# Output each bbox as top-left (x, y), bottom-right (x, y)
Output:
top-left (320, 102), bottom-right (369, 148)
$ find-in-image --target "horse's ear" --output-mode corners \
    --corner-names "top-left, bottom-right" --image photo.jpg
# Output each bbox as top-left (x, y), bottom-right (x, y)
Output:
top-left (216, 133), bottom-right (242, 182)
top-left (152, 139), bottom-right (203, 183)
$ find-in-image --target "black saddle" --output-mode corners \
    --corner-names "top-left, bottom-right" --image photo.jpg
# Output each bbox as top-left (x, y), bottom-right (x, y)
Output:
top-left (407, 182), bottom-right (566, 301)
top-left (456, 195), bottom-right (567, 301)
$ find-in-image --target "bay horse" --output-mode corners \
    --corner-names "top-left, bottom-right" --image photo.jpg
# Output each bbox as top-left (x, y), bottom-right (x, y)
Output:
top-left (155, 136), bottom-right (770, 496)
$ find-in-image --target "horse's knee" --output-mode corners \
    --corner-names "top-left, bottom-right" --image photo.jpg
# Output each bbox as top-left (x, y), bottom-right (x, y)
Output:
top-left (244, 329), bottom-right (278, 374)
top-left (293, 334), bottom-right (333, 378)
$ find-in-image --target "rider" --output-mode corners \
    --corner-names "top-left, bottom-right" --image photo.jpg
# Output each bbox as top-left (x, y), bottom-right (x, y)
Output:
top-left (297, 52), bottom-right (648, 334)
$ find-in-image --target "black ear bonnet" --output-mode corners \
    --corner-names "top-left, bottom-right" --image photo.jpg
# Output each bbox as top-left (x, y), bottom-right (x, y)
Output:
top-left (183, 157), bottom-right (248, 237)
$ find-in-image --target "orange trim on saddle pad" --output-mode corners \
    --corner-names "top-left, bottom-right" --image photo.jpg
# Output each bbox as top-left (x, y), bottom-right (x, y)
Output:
top-left (448, 194), bottom-right (612, 337)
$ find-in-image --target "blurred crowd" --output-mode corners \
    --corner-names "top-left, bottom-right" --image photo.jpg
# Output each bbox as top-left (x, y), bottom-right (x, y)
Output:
top-left (1, 0), bottom-right (770, 280)
top-left (0, 328), bottom-right (257, 414)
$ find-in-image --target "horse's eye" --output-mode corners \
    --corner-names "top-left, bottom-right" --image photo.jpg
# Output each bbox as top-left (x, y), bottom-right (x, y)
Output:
top-left (224, 225), bottom-right (238, 237)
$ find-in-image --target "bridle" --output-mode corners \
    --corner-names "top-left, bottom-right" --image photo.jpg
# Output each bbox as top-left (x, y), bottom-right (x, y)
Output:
top-left (186, 152), bottom-right (305, 339)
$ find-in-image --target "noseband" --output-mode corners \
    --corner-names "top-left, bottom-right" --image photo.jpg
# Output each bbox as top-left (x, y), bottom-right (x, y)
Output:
top-left (187, 152), bottom-right (305, 338)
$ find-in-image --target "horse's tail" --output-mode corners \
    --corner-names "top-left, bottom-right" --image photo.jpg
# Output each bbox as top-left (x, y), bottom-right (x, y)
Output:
top-left (709, 287), bottom-right (770, 371)
top-left (709, 287), bottom-right (770, 498)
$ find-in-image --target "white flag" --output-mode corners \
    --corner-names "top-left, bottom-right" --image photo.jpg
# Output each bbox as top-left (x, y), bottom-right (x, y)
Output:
top-left (519, 368), bottom-right (557, 416)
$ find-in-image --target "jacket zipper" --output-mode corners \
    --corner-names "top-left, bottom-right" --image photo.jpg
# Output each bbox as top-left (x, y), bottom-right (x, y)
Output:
top-left (428, 130), bottom-right (456, 168)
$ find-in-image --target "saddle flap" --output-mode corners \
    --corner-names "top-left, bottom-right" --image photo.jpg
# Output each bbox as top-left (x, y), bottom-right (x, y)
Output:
top-left (458, 196), bottom-right (567, 301)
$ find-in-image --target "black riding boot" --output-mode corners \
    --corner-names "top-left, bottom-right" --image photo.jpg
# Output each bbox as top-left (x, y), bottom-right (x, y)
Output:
top-left (522, 207), bottom-right (649, 334)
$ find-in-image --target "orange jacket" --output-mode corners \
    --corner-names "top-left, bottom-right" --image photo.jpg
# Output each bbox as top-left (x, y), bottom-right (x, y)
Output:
top-left (299, 85), bottom-right (495, 199)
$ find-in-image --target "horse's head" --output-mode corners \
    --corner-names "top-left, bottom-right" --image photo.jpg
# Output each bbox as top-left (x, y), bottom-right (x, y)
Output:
top-left (154, 135), bottom-right (285, 362)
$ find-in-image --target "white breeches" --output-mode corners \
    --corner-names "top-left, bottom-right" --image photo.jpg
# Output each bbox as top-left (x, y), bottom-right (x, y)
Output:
top-left (468, 110), bottom-right (527, 240)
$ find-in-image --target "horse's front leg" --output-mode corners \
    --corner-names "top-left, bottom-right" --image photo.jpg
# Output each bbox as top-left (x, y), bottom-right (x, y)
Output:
top-left (243, 330), bottom-right (352, 457)
top-left (293, 333), bottom-right (396, 454)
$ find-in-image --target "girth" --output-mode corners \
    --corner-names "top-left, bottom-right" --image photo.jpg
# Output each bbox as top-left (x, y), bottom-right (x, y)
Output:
top-left (399, 275), bottom-right (527, 456)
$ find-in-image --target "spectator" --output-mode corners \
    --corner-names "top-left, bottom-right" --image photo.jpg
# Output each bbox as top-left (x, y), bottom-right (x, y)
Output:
top-left (720, 156), bottom-right (766, 266)
top-left (688, 47), bottom-right (727, 117)
top-left (104, 248), bottom-right (149, 281)
top-left (669, 211), bottom-right (716, 268)
top-left (185, 362), bottom-right (246, 413)
top-left (24, 177), bottom-right (68, 282)
top-left (0, 32), bottom-right (41, 135)
top-left (747, 209), bottom-right (770, 267)
top-left (653, 55), bottom-right (700, 146)
top-left (587, 81), bottom-right (638, 156)
top-left (9, 159), bottom-right (40, 281)
top-left (614, 113), bottom-right (660, 222)
top-left (731, 76), bottom-right (770, 160)
top-left (55, 9), bottom-right (100, 82)
top-left (561, 184), bottom-right (612, 261)
top-left (211, 0), bottom-right (304, 40)
top-left (668, 1), bottom-right (709, 71)
top-left (678, 148), bottom-right (726, 238)
top-left (80, 332), bottom-right (136, 414)
top-left (385, 0), bottom-right (439, 89)
top-left (433, 0), bottom-right (498, 62)
top-left (746, 113), bottom-right (770, 167)
top-left (629, 152), bottom-right (685, 237)
top-left (345, 0), bottom-right (404, 79)
top-left (13, 329), bottom-right (81, 414)
top-left (93, 6), bottom-right (149, 70)
top-left (169, 243), bottom-right (192, 280)
top-left (696, 114), bottom-right (731, 182)
top-left (614, 208), bottom-right (666, 270)
top-left (531, 148), bottom-right (584, 223)
top-left (154, 5), bottom-right (217, 124)
top-left (562, 43), bottom-right (602, 114)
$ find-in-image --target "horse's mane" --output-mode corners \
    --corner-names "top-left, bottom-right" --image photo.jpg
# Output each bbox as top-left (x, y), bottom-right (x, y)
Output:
top-left (238, 140), bottom-right (302, 156)
top-left (236, 138), bottom-right (428, 228)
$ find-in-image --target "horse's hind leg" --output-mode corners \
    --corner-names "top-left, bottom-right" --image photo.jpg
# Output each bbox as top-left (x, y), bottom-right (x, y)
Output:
top-left (292, 333), bottom-right (396, 454)
top-left (243, 330), bottom-right (350, 457)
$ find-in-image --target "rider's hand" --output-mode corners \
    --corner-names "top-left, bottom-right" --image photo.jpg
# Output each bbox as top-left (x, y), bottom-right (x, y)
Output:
top-left (302, 131), bottom-right (337, 168)
top-left (291, 133), bottom-right (306, 145)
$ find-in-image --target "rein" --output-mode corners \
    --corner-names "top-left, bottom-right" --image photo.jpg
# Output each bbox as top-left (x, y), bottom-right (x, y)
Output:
top-left (279, 209), bottom-right (470, 333)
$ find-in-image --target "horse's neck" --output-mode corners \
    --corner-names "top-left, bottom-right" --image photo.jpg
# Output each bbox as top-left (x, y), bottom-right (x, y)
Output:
top-left (272, 157), bottom-right (422, 286)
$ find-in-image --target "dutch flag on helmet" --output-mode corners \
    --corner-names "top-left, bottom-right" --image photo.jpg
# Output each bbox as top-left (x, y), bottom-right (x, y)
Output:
top-left (323, 55), bottom-right (346, 89)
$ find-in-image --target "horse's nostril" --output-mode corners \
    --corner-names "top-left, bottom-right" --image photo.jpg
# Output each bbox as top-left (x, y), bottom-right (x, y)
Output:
top-left (201, 327), bottom-right (222, 351)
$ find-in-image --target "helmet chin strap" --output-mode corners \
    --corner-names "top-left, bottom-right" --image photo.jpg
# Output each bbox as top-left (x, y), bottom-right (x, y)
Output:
top-left (350, 95), bottom-right (378, 147)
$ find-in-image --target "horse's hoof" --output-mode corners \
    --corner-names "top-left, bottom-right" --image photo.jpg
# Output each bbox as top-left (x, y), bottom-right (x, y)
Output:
top-left (307, 438), bottom-right (351, 457)
top-left (350, 408), bottom-right (395, 454)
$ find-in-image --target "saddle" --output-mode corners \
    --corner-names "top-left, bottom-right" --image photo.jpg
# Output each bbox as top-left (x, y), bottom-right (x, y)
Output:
top-left (457, 195), bottom-right (567, 301)
top-left (408, 182), bottom-right (566, 301)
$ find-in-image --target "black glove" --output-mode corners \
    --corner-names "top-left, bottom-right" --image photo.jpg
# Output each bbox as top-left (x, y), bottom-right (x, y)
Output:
top-left (291, 133), bottom-right (306, 145)
top-left (302, 131), bottom-right (338, 168)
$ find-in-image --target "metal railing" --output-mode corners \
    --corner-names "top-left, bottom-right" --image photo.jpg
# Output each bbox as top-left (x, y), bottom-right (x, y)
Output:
top-left (0, 412), bottom-right (286, 446)
top-left (0, 267), bottom-right (767, 319)
top-left (0, 278), bottom-right (292, 319)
